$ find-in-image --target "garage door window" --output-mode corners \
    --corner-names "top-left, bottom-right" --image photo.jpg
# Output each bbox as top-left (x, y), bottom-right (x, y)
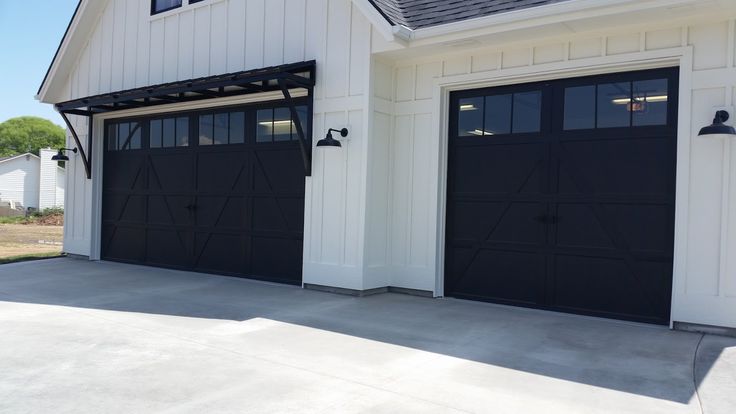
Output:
top-left (198, 112), bottom-right (245, 146)
top-left (107, 122), bottom-right (142, 151)
top-left (633, 79), bottom-right (669, 126)
top-left (256, 106), bottom-right (307, 143)
top-left (457, 92), bottom-right (541, 137)
top-left (564, 79), bottom-right (669, 130)
top-left (151, 117), bottom-right (189, 148)
top-left (512, 92), bottom-right (542, 133)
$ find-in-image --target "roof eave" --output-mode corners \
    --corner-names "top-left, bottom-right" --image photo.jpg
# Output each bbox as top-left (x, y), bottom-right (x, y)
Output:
top-left (380, 0), bottom-right (703, 46)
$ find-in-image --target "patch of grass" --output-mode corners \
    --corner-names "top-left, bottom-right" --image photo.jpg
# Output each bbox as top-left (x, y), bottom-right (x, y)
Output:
top-left (0, 208), bottom-right (64, 226)
top-left (0, 216), bottom-right (28, 225)
top-left (0, 252), bottom-right (65, 265)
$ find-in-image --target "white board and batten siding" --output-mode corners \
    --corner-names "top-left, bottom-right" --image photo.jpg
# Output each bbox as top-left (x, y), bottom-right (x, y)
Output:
top-left (60, 0), bottom-right (375, 289)
top-left (369, 19), bottom-right (736, 328)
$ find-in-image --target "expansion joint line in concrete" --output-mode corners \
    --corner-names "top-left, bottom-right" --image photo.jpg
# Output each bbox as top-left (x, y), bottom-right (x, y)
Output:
top-left (692, 333), bottom-right (706, 414)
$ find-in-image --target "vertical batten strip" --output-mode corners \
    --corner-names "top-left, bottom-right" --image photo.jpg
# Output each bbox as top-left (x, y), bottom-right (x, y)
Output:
top-left (718, 21), bottom-right (736, 296)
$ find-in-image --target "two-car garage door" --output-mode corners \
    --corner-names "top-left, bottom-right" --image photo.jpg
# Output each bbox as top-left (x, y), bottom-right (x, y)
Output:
top-left (101, 68), bottom-right (678, 324)
top-left (101, 101), bottom-right (307, 285)
top-left (445, 68), bottom-right (678, 324)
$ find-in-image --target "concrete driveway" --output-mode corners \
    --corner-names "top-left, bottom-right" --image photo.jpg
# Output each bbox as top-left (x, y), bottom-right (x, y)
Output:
top-left (0, 259), bottom-right (734, 413)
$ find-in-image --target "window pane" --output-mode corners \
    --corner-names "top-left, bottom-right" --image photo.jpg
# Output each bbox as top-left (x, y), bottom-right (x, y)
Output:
top-left (229, 112), bottom-right (245, 144)
top-left (108, 124), bottom-right (117, 151)
top-left (632, 79), bottom-right (668, 126)
top-left (484, 94), bottom-right (512, 135)
top-left (512, 92), bottom-right (541, 133)
top-left (564, 86), bottom-right (596, 130)
top-left (150, 120), bottom-right (162, 148)
top-left (163, 118), bottom-right (176, 147)
top-left (598, 82), bottom-right (631, 128)
top-left (293, 106), bottom-right (308, 140)
top-left (152, 0), bottom-right (181, 14)
top-left (129, 123), bottom-right (142, 149)
top-left (174, 117), bottom-right (189, 147)
top-left (274, 108), bottom-right (292, 141)
top-left (118, 123), bottom-right (130, 150)
top-left (457, 97), bottom-right (484, 137)
top-left (214, 113), bottom-right (228, 145)
top-left (199, 114), bottom-right (213, 146)
top-left (257, 109), bottom-right (272, 143)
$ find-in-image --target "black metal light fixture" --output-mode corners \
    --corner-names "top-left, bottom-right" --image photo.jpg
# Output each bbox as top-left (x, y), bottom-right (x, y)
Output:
top-left (51, 148), bottom-right (78, 162)
top-left (317, 128), bottom-right (348, 148)
top-left (699, 110), bottom-right (736, 136)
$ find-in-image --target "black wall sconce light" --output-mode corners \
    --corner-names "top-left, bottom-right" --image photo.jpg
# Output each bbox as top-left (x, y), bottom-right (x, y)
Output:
top-left (51, 148), bottom-right (78, 162)
top-left (317, 128), bottom-right (348, 148)
top-left (699, 110), bottom-right (736, 136)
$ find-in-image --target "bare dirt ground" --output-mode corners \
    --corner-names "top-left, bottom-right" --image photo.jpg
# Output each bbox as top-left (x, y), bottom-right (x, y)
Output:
top-left (0, 224), bottom-right (63, 259)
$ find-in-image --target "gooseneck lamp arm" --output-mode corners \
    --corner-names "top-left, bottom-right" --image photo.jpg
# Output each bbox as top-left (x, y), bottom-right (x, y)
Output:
top-left (51, 147), bottom-right (79, 162)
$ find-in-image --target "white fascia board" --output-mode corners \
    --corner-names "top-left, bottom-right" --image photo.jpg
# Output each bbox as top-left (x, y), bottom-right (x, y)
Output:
top-left (37, 0), bottom-right (109, 104)
top-left (392, 25), bottom-right (412, 42)
top-left (351, 0), bottom-right (397, 42)
top-left (403, 0), bottom-right (700, 44)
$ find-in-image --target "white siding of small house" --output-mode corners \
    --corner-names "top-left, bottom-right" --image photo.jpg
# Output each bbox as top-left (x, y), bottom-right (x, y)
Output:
top-left (0, 155), bottom-right (40, 210)
top-left (39, 149), bottom-right (65, 210)
top-left (59, 0), bottom-right (375, 289)
top-left (368, 18), bottom-right (736, 328)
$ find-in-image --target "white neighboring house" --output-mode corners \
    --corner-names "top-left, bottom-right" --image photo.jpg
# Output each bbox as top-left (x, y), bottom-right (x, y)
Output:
top-left (0, 149), bottom-right (65, 211)
top-left (37, 0), bottom-right (736, 332)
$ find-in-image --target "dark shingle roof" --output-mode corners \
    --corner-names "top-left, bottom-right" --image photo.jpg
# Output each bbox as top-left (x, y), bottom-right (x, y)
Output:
top-left (369, 0), bottom-right (571, 29)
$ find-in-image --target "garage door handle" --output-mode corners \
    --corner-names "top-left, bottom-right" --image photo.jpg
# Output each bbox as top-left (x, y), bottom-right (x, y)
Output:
top-left (533, 215), bottom-right (559, 224)
top-left (533, 215), bottom-right (549, 224)
top-left (185, 204), bottom-right (198, 211)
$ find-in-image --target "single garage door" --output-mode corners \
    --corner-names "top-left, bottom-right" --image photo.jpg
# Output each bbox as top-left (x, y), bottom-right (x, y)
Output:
top-left (445, 68), bottom-right (678, 324)
top-left (102, 101), bottom-right (308, 285)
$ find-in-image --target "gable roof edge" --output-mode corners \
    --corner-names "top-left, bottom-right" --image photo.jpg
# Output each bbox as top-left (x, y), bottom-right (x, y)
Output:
top-left (0, 153), bottom-right (41, 165)
top-left (36, 0), bottom-right (109, 104)
top-left (351, 0), bottom-right (399, 42)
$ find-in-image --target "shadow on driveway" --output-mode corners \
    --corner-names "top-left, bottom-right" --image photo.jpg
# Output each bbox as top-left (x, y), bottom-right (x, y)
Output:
top-left (1, 258), bottom-right (734, 412)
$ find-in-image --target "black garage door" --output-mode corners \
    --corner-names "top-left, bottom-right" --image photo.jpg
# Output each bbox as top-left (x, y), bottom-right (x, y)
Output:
top-left (102, 101), bottom-right (308, 285)
top-left (446, 68), bottom-right (678, 324)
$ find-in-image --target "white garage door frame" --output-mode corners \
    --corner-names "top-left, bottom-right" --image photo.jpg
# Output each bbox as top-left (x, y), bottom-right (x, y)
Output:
top-left (430, 46), bottom-right (694, 328)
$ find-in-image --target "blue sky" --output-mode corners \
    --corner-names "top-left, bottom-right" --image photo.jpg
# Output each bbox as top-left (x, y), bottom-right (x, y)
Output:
top-left (0, 0), bottom-right (79, 126)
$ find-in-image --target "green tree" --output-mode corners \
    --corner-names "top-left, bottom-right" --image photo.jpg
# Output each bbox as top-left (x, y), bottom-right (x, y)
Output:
top-left (0, 116), bottom-right (66, 157)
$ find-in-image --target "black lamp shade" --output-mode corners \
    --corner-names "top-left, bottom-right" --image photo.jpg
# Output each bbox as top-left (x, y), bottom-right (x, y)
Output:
top-left (699, 110), bottom-right (736, 136)
top-left (51, 148), bottom-right (77, 162)
top-left (316, 128), bottom-right (348, 148)
top-left (51, 150), bottom-right (69, 162)
top-left (316, 133), bottom-right (342, 148)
